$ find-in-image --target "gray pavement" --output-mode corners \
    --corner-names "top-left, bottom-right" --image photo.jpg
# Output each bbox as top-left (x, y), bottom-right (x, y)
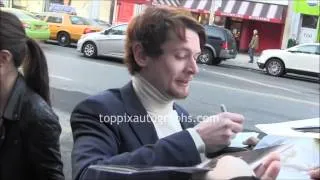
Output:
top-left (221, 53), bottom-right (260, 70)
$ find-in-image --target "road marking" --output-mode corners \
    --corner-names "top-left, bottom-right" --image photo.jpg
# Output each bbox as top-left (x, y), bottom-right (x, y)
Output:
top-left (200, 69), bottom-right (302, 94)
top-left (192, 80), bottom-right (319, 106)
top-left (50, 75), bottom-right (73, 81)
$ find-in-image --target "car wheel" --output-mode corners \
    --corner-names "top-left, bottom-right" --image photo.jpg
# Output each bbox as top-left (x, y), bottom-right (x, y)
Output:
top-left (266, 58), bottom-right (285, 77)
top-left (57, 32), bottom-right (70, 47)
top-left (198, 48), bottom-right (213, 65)
top-left (83, 42), bottom-right (97, 58)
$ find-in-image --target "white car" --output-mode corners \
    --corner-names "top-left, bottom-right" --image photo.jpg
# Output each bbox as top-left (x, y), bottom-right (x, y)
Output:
top-left (77, 24), bottom-right (128, 58)
top-left (257, 43), bottom-right (320, 77)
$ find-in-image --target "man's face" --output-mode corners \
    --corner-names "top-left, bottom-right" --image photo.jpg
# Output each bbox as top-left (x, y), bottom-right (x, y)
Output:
top-left (141, 28), bottom-right (201, 99)
top-left (253, 30), bottom-right (258, 35)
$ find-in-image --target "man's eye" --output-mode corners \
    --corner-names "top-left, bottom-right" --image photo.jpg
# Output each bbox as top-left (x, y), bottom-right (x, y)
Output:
top-left (175, 53), bottom-right (188, 59)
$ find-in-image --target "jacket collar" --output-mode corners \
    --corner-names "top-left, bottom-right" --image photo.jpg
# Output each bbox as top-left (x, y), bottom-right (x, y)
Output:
top-left (119, 81), bottom-right (192, 145)
top-left (3, 75), bottom-right (26, 121)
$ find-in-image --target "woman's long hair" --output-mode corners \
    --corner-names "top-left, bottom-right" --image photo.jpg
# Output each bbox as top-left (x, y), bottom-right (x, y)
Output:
top-left (0, 11), bottom-right (51, 105)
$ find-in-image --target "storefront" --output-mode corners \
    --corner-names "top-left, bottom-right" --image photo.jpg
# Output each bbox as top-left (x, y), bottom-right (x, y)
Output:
top-left (153, 0), bottom-right (213, 25)
top-left (180, 0), bottom-right (212, 25)
top-left (214, 0), bottom-right (287, 53)
top-left (293, 0), bottom-right (320, 43)
top-left (116, 0), bottom-right (151, 24)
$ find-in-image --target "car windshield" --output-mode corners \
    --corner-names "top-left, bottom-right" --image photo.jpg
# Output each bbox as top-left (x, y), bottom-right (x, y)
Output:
top-left (9, 10), bottom-right (35, 20)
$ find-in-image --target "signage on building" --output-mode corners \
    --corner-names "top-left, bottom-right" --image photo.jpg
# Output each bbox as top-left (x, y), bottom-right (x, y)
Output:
top-left (299, 27), bottom-right (317, 43)
top-left (294, 0), bottom-right (320, 16)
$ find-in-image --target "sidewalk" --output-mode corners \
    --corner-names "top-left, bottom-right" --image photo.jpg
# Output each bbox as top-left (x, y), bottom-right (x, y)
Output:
top-left (220, 53), bottom-right (262, 71)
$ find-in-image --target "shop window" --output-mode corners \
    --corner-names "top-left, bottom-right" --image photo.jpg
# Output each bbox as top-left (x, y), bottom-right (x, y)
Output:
top-left (213, 15), bottom-right (226, 26)
top-left (301, 15), bottom-right (318, 29)
top-left (12, 0), bottom-right (26, 10)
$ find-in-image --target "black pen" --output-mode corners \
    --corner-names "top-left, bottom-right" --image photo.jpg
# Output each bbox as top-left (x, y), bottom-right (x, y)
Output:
top-left (220, 104), bottom-right (227, 112)
top-left (221, 104), bottom-right (236, 139)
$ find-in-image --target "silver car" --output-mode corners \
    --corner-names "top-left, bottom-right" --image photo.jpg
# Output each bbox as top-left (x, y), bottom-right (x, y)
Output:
top-left (77, 24), bottom-right (128, 59)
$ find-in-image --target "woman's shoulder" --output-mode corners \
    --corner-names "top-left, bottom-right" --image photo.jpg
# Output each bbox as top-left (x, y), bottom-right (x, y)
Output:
top-left (22, 89), bottom-right (59, 127)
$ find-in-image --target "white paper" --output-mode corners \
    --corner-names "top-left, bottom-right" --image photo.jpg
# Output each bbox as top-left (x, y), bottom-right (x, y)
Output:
top-left (255, 118), bottom-right (320, 139)
top-left (254, 135), bottom-right (320, 180)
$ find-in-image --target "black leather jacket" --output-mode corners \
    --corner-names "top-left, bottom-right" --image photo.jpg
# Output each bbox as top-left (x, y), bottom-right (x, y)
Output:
top-left (0, 75), bottom-right (64, 180)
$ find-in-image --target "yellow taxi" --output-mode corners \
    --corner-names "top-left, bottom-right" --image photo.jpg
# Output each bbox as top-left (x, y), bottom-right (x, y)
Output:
top-left (39, 12), bottom-right (102, 46)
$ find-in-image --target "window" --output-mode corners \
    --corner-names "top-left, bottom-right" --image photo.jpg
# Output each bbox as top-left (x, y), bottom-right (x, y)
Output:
top-left (70, 16), bottom-right (90, 25)
top-left (47, 16), bottom-right (62, 23)
top-left (301, 15), bottom-right (318, 29)
top-left (205, 26), bottom-right (225, 40)
top-left (315, 45), bottom-right (320, 55)
top-left (108, 25), bottom-right (128, 35)
top-left (296, 45), bottom-right (318, 54)
top-left (36, 15), bottom-right (47, 21)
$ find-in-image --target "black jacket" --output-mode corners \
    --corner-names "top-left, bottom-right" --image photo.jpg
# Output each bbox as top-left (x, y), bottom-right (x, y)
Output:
top-left (0, 75), bottom-right (64, 180)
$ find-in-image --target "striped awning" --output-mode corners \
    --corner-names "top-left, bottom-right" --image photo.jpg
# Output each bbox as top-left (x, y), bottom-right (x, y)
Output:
top-left (152, 0), bottom-right (182, 7)
top-left (181, 0), bottom-right (213, 12)
top-left (216, 0), bottom-right (286, 24)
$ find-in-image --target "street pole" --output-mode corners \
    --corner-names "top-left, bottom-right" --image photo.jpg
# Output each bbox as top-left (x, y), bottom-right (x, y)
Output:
top-left (281, 0), bottom-right (293, 49)
top-left (109, 0), bottom-right (116, 24)
top-left (209, 0), bottom-right (215, 25)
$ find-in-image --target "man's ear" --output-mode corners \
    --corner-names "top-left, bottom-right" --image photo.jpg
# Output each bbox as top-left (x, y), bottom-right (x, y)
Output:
top-left (0, 50), bottom-right (12, 67)
top-left (132, 43), bottom-right (148, 67)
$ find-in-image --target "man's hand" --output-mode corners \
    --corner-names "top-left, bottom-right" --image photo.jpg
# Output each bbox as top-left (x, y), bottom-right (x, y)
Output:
top-left (254, 152), bottom-right (281, 180)
top-left (309, 168), bottom-right (320, 179)
top-left (193, 153), bottom-right (281, 180)
top-left (195, 112), bottom-right (244, 150)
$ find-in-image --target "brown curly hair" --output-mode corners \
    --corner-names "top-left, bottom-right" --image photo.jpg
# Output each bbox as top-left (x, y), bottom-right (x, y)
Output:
top-left (124, 7), bottom-right (206, 75)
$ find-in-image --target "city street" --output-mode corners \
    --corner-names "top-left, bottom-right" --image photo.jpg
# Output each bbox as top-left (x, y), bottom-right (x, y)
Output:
top-left (41, 42), bottom-right (319, 179)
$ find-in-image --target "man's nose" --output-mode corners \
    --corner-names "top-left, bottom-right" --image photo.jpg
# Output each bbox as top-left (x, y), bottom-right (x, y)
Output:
top-left (187, 57), bottom-right (199, 75)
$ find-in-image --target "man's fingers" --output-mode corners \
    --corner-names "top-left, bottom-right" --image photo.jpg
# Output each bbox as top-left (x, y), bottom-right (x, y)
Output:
top-left (260, 161), bottom-right (281, 180)
top-left (223, 119), bottom-right (243, 134)
top-left (262, 152), bottom-right (281, 168)
top-left (219, 112), bottom-right (245, 124)
top-left (309, 168), bottom-right (320, 179)
top-left (254, 153), bottom-right (280, 178)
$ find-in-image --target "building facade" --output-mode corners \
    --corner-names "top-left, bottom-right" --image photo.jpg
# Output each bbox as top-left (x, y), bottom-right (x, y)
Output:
top-left (114, 0), bottom-right (151, 24)
top-left (213, 0), bottom-right (288, 52)
top-left (291, 0), bottom-right (320, 44)
top-left (145, 0), bottom-right (288, 52)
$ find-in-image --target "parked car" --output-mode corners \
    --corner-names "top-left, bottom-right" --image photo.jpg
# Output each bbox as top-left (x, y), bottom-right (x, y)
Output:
top-left (257, 43), bottom-right (320, 77)
top-left (77, 24), bottom-right (128, 58)
top-left (39, 12), bottom-right (102, 46)
top-left (198, 25), bottom-right (237, 65)
top-left (1, 8), bottom-right (50, 40)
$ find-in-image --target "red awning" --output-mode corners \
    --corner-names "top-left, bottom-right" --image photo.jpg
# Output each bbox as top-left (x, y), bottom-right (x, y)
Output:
top-left (180, 0), bottom-right (213, 13)
top-left (120, 0), bottom-right (151, 4)
top-left (152, 0), bottom-right (181, 7)
top-left (215, 0), bottom-right (287, 24)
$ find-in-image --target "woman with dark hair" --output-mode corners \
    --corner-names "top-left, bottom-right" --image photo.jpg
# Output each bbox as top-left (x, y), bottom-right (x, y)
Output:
top-left (0, 11), bottom-right (64, 179)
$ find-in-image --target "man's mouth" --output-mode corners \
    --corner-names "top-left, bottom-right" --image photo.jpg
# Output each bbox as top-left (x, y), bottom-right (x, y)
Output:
top-left (176, 79), bottom-right (191, 86)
